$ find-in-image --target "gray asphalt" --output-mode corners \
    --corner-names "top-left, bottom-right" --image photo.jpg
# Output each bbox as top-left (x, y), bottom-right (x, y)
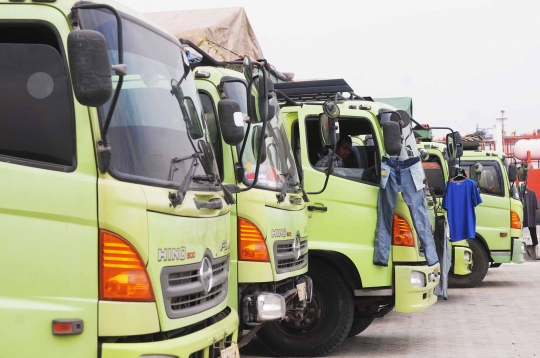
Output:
top-left (242, 262), bottom-right (540, 357)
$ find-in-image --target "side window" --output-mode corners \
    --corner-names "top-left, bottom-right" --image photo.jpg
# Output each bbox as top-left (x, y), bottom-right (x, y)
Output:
top-left (305, 117), bottom-right (379, 185)
top-left (423, 161), bottom-right (445, 196)
top-left (463, 162), bottom-right (503, 196)
top-left (199, 92), bottom-right (223, 179)
top-left (0, 28), bottom-right (75, 170)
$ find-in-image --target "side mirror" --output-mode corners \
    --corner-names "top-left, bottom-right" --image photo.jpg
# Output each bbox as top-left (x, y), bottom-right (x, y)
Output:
top-left (446, 132), bottom-right (463, 159)
top-left (67, 30), bottom-right (113, 107)
top-left (251, 125), bottom-right (267, 163)
top-left (378, 109), bottom-right (403, 125)
top-left (257, 70), bottom-right (269, 122)
top-left (419, 148), bottom-right (430, 162)
top-left (382, 121), bottom-right (402, 156)
top-left (396, 110), bottom-right (411, 127)
top-left (217, 99), bottom-right (245, 146)
top-left (319, 114), bottom-right (337, 149)
top-left (323, 101), bottom-right (340, 119)
top-left (518, 164), bottom-right (530, 181)
top-left (243, 56), bottom-right (253, 83)
top-left (470, 162), bottom-right (483, 184)
top-left (508, 164), bottom-right (518, 183)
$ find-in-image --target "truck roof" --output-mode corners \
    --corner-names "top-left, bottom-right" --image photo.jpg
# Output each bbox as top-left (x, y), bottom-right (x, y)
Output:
top-left (4, 0), bottom-right (177, 44)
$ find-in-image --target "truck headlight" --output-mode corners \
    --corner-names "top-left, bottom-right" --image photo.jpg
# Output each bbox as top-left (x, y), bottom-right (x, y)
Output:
top-left (464, 251), bottom-right (471, 262)
top-left (257, 293), bottom-right (286, 321)
top-left (410, 271), bottom-right (426, 288)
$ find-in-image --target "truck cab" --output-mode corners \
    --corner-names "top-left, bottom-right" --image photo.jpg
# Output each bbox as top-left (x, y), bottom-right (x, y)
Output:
top-left (189, 62), bottom-right (311, 354)
top-left (0, 1), bottom-right (238, 357)
top-left (421, 141), bottom-right (525, 287)
top-left (272, 80), bottom-right (440, 356)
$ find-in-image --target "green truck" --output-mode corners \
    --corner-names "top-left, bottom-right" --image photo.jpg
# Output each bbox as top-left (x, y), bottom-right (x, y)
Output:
top-left (183, 50), bottom-right (312, 353)
top-left (253, 80), bottom-right (441, 356)
top-left (0, 1), bottom-right (239, 357)
top-left (421, 141), bottom-right (525, 287)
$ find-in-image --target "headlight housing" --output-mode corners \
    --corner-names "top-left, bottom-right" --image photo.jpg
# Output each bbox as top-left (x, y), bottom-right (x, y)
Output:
top-left (410, 271), bottom-right (426, 288)
top-left (256, 293), bottom-right (286, 321)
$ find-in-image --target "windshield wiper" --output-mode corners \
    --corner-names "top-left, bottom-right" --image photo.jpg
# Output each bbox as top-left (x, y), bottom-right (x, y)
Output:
top-left (169, 155), bottom-right (199, 207)
top-left (276, 171), bottom-right (300, 203)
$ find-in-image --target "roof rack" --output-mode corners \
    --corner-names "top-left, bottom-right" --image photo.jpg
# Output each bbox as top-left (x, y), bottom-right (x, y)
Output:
top-left (274, 79), bottom-right (358, 102)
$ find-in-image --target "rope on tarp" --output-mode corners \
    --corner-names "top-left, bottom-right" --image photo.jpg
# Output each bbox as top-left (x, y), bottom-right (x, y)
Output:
top-left (199, 38), bottom-right (240, 61)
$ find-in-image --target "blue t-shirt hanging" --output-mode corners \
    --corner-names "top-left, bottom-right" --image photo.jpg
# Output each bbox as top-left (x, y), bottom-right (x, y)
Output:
top-left (442, 178), bottom-right (482, 242)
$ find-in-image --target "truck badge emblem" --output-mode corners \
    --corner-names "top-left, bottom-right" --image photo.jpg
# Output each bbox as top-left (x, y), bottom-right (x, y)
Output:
top-left (158, 247), bottom-right (187, 261)
top-left (199, 257), bottom-right (214, 294)
top-left (271, 228), bottom-right (289, 238)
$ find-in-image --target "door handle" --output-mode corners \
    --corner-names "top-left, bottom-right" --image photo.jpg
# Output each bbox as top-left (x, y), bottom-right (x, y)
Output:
top-left (193, 198), bottom-right (223, 210)
top-left (307, 205), bottom-right (327, 212)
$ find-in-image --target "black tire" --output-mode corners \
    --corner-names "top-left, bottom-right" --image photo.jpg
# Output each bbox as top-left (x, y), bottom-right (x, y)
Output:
top-left (347, 315), bottom-right (374, 337)
top-left (257, 261), bottom-right (354, 357)
top-left (448, 238), bottom-right (489, 288)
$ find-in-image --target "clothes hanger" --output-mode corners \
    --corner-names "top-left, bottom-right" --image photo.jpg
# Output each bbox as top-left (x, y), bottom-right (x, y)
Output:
top-left (451, 167), bottom-right (467, 181)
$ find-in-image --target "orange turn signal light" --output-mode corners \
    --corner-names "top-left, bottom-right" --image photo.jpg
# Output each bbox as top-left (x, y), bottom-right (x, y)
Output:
top-left (511, 211), bottom-right (521, 229)
top-left (392, 214), bottom-right (415, 247)
top-left (238, 218), bottom-right (270, 262)
top-left (99, 230), bottom-right (154, 301)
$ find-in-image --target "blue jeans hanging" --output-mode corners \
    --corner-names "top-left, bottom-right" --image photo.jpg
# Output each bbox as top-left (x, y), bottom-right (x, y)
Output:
top-left (374, 156), bottom-right (439, 267)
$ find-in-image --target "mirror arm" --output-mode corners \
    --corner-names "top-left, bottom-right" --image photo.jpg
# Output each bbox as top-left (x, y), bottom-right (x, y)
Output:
top-left (72, 4), bottom-right (126, 173)
top-left (240, 118), bottom-right (268, 192)
top-left (307, 149), bottom-right (334, 195)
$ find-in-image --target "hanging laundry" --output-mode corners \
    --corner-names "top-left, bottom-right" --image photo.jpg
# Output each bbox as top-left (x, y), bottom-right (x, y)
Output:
top-left (522, 189), bottom-right (538, 253)
top-left (442, 178), bottom-right (482, 242)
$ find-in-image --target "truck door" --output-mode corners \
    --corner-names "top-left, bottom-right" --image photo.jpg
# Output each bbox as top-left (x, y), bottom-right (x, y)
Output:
top-left (461, 160), bottom-right (511, 252)
top-left (293, 109), bottom-right (392, 287)
top-left (0, 7), bottom-right (98, 357)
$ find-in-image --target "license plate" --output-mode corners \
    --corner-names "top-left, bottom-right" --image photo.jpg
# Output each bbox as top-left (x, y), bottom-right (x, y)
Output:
top-left (220, 343), bottom-right (240, 358)
top-left (297, 282), bottom-right (307, 301)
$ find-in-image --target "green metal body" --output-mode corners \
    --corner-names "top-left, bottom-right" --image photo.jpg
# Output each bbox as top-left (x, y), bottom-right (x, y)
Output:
top-left (194, 67), bottom-right (308, 326)
top-left (0, 2), bottom-right (238, 357)
top-left (283, 100), bottom-right (440, 314)
top-left (422, 142), bottom-right (525, 265)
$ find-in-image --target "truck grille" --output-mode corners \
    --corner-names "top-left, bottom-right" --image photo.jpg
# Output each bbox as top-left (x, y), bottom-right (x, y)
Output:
top-left (274, 237), bottom-right (308, 273)
top-left (160, 254), bottom-right (229, 319)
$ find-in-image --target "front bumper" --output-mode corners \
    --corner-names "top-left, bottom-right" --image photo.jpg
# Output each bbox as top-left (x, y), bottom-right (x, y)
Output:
top-left (453, 246), bottom-right (473, 275)
top-left (512, 237), bottom-right (526, 264)
top-left (394, 264), bottom-right (439, 313)
top-left (101, 308), bottom-right (239, 358)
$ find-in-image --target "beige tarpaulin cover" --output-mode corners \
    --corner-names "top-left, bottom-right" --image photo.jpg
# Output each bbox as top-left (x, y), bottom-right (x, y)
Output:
top-left (145, 7), bottom-right (264, 62)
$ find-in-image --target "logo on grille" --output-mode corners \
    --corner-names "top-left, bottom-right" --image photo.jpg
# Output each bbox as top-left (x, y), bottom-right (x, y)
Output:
top-left (292, 233), bottom-right (302, 260)
top-left (199, 257), bottom-right (214, 294)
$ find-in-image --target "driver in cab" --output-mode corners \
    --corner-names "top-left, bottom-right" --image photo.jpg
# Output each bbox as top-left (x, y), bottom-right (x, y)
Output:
top-left (315, 136), bottom-right (352, 168)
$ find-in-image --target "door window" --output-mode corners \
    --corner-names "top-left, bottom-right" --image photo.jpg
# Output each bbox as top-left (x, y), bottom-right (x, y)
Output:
top-left (461, 162), bottom-right (503, 196)
top-left (0, 40), bottom-right (74, 169)
top-left (305, 117), bottom-right (379, 185)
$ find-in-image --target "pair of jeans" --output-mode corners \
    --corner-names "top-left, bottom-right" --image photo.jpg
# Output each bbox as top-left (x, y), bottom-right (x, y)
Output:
top-left (374, 156), bottom-right (439, 267)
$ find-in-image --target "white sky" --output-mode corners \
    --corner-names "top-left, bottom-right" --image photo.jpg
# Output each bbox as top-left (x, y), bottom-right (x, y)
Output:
top-left (116, 0), bottom-right (540, 137)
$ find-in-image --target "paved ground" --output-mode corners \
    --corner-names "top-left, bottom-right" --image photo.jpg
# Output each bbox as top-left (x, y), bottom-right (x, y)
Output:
top-left (242, 262), bottom-right (540, 357)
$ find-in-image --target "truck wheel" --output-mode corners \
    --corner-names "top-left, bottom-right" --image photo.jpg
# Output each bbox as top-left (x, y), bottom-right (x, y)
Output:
top-left (257, 261), bottom-right (354, 357)
top-left (448, 239), bottom-right (489, 288)
top-left (347, 315), bottom-right (374, 337)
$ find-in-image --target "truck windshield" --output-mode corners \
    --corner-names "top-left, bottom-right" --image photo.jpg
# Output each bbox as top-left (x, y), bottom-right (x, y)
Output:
top-left (223, 81), bottom-right (300, 193)
top-left (78, 9), bottom-right (217, 189)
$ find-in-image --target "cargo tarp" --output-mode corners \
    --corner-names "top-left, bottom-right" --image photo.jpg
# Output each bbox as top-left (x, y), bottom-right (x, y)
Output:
top-left (374, 97), bottom-right (414, 118)
top-left (145, 8), bottom-right (264, 62)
